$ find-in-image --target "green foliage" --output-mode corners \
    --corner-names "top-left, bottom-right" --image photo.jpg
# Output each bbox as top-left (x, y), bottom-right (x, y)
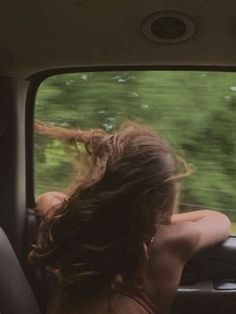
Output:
top-left (35, 71), bottom-right (236, 224)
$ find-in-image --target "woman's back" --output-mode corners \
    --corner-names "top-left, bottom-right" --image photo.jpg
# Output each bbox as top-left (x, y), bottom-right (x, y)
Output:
top-left (48, 287), bottom-right (157, 314)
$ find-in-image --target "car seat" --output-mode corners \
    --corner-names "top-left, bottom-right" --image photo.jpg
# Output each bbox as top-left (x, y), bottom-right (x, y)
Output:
top-left (0, 227), bottom-right (40, 314)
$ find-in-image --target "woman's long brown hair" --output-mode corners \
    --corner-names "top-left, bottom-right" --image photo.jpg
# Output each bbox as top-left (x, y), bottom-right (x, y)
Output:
top-left (30, 121), bottom-right (180, 308)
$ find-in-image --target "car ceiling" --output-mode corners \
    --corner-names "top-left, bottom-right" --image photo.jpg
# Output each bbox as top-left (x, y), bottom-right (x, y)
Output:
top-left (0, 0), bottom-right (236, 78)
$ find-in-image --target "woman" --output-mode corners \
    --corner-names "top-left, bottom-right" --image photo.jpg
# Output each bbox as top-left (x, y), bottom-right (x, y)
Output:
top-left (30, 122), bottom-right (231, 314)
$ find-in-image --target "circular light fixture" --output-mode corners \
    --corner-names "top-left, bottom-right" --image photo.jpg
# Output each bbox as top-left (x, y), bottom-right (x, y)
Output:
top-left (142, 11), bottom-right (195, 44)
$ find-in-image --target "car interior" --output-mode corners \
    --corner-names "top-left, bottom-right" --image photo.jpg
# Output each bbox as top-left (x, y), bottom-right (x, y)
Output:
top-left (0, 1), bottom-right (236, 313)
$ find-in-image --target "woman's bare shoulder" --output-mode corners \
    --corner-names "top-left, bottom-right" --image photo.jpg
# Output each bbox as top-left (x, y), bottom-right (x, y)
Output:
top-left (143, 223), bottom-right (199, 314)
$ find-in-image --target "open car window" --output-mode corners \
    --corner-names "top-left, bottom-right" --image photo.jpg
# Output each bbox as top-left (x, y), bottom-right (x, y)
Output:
top-left (35, 71), bottom-right (236, 233)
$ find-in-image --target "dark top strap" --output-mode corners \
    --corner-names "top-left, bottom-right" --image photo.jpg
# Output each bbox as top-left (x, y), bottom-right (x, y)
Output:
top-left (118, 288), bottom-right (158, 314)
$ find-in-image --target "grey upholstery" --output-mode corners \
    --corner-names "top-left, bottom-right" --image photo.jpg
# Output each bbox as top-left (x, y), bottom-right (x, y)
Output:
top-left (24, 213), bottom-right (51, 313)
top-left (0, 227), bottom-right (40, 314)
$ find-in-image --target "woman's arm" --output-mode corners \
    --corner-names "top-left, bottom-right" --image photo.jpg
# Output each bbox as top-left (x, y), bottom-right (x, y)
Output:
top-left (36, 191), bottom-right (67, 216)
top-left (170, 210), bottom-right (231, 254)
top-left (143, 211), bottom-right (231, 313)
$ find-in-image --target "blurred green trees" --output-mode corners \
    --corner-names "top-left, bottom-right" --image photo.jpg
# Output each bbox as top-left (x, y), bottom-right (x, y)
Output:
top-left (35, 71), bottom-right (236, 226)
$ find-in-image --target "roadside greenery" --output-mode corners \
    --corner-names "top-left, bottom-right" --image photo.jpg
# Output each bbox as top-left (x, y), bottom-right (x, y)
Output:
top-left (35, 71), bottom-right (236, 231)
